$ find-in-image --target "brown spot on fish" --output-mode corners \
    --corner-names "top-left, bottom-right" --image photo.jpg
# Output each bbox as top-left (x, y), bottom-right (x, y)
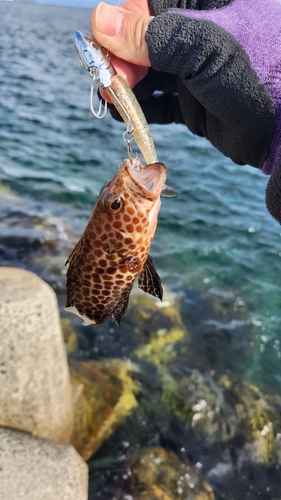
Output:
top-left (95, 267), bottom-right (105, 274)
top-left (98, 259), bottom-right (108, 267)
top-left (106, 266), bottom-right (116, 274)
top-left (124, 237), bottom-right (133, 245)
top-left (92, 273), bottom-right (102, 281)
top-left (95, 225), bottom-right (103, 235)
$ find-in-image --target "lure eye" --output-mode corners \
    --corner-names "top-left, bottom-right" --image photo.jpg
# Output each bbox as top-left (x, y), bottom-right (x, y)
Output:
top-left (104, 193), bottom-right (124, 214)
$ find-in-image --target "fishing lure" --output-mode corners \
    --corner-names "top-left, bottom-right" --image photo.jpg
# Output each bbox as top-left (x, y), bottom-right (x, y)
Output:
top-left (73, 30), bottom-right (176, 197)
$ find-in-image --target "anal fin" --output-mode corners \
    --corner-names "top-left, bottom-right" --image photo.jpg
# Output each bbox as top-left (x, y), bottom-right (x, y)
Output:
top-left (112, 282), bottom-right (134, 326)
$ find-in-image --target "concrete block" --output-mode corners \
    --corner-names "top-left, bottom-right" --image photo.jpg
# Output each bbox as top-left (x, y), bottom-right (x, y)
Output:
top-left (0, 427), bottom-right (88, 500)
top-left (0, 267), bottom-right (73, 443)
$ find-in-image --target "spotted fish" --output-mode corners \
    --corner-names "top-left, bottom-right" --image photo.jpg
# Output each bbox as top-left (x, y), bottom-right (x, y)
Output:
top-left (65, 157), bottom-right (167, 325)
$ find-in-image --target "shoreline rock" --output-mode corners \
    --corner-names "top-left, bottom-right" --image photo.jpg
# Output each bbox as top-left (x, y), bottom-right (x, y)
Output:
top-left (0, 267), bottom-right (74, 443)
top-left (0, 427), bottom-right (88, 500)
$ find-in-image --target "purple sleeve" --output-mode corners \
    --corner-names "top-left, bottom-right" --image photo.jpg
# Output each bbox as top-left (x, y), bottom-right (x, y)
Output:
top-left (167, 0), bottom-right (281, 175)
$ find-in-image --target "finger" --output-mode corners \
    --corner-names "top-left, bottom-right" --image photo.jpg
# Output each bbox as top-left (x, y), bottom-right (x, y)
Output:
top-left (119, 0), bottom-right (150, 16)
top-left (90, 2), bottom-right (153, 67)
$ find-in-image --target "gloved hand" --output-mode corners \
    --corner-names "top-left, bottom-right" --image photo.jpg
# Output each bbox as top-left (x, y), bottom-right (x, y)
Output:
top-left (145, 0), bottom-right (281, 222)
top-left (91, 0), bottom-right (281, 223)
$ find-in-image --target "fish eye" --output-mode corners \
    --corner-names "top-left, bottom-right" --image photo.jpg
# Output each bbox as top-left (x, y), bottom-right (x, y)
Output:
top-left (104, 193), bottom-right (124, 214)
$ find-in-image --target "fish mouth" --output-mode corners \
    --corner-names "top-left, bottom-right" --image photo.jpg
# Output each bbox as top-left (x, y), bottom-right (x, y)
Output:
top-left (124, 158), bottom-right (167, 200)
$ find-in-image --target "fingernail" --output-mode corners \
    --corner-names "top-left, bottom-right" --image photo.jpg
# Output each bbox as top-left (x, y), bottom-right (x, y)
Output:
top-left (95, 2), bottom-right (124, 37)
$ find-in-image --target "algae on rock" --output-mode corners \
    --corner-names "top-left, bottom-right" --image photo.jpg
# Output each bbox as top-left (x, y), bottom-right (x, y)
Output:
top-left (218, 374), bottom-right (281, 466)
top-left (131, 288), bottom-right (188, 366)
top-left (124, 447), bottom-right (215, 500)
top-left (162, 370), bottom-right (238, 444)
top-left (70, 358), bottom-right (140, 461)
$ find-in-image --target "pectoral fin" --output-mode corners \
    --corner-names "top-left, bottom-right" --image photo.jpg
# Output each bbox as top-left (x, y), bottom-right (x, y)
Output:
top-left (138, 254), bottom-right (163, 301)
top-left (161, 184), bottom-right (177, 197)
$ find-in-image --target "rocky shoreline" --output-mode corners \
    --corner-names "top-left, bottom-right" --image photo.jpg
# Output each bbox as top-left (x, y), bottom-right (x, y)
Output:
top-left (1, 267), bottom-right (281, 499)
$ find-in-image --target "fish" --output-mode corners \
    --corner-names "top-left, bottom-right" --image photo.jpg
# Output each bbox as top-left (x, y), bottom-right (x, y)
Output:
top-left (65, 157), bottom-right (167, 326)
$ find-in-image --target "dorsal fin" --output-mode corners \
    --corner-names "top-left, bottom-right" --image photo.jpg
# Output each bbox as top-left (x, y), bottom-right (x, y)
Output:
top-left (65, 239), bottom-right (83, 266)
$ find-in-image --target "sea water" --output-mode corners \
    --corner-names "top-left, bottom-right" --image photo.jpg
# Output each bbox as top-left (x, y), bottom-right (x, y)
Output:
top-left (1, 0), bottom-right (281, 430)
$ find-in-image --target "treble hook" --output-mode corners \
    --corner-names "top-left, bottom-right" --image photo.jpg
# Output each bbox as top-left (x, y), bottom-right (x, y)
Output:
top-left (89, 79), bottom-right (107, 119)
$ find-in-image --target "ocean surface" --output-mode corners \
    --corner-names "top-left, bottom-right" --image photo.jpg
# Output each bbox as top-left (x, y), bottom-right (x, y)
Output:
top-left (1, 2), bottom-right (281, 497)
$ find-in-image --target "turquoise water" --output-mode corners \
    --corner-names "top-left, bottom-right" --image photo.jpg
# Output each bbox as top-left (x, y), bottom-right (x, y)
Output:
top-left (1, 2), bottom-right (281, 393)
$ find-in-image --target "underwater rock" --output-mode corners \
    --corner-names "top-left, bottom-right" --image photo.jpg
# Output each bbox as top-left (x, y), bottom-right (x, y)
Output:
top-left (0, 427), bottom-right (88, 500)
top-left (70, 358), bottom-right (139, 461)
top-left (131, 287), bottom-right (188, 366)
top-left (70, 285), bottom-right (189, 363)
top-left (162, 370), bottom-right (238, 444)
top-left (0, 267), bottom-right (74, 443)
top-left (179, 286), bottom-right (252, 374)
top-left (123, 447), bottom-right (214, 500)
top-left (218, 374), bottom-right (281, 466)
top-left (160, 368), bottom-right (281, 462)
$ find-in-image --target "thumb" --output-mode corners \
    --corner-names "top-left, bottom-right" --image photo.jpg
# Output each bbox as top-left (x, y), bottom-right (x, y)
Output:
top-left (90, 2), bottom-right (153, 67)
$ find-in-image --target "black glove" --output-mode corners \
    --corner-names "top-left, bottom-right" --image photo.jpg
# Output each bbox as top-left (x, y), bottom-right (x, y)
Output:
top-left (143, 14), bottom-right (275, 169)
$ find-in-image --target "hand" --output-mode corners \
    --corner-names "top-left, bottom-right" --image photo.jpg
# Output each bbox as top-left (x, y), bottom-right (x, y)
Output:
top-left (90, 0), bottom-right (153, 91)
top-left (90, 0), bottom-right (281, 224)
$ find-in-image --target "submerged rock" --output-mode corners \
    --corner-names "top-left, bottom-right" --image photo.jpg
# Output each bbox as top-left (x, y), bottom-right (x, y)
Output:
top-left (71, 285), bottom-right (189, 363)
top-left (124, 447), bottom-right (214, 500)
top-left (179, 286), bottom-right (252, 375)
top-left (131, 287), bottom-right (188, 366)
top-left (218, 374), bottom-right (281, 466)
top-left (162, 370), bottom-right (238, 444)
top-left (0, 267), bottom-right (73, 444)
top-left (160, 367), bottom-right (281, 466)
top-left (70, 358), bottom-right (139, 461)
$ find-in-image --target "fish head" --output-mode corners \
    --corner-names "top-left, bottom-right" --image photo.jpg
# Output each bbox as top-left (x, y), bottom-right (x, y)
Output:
top-left (95, 157), bottom-right (167, 241)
